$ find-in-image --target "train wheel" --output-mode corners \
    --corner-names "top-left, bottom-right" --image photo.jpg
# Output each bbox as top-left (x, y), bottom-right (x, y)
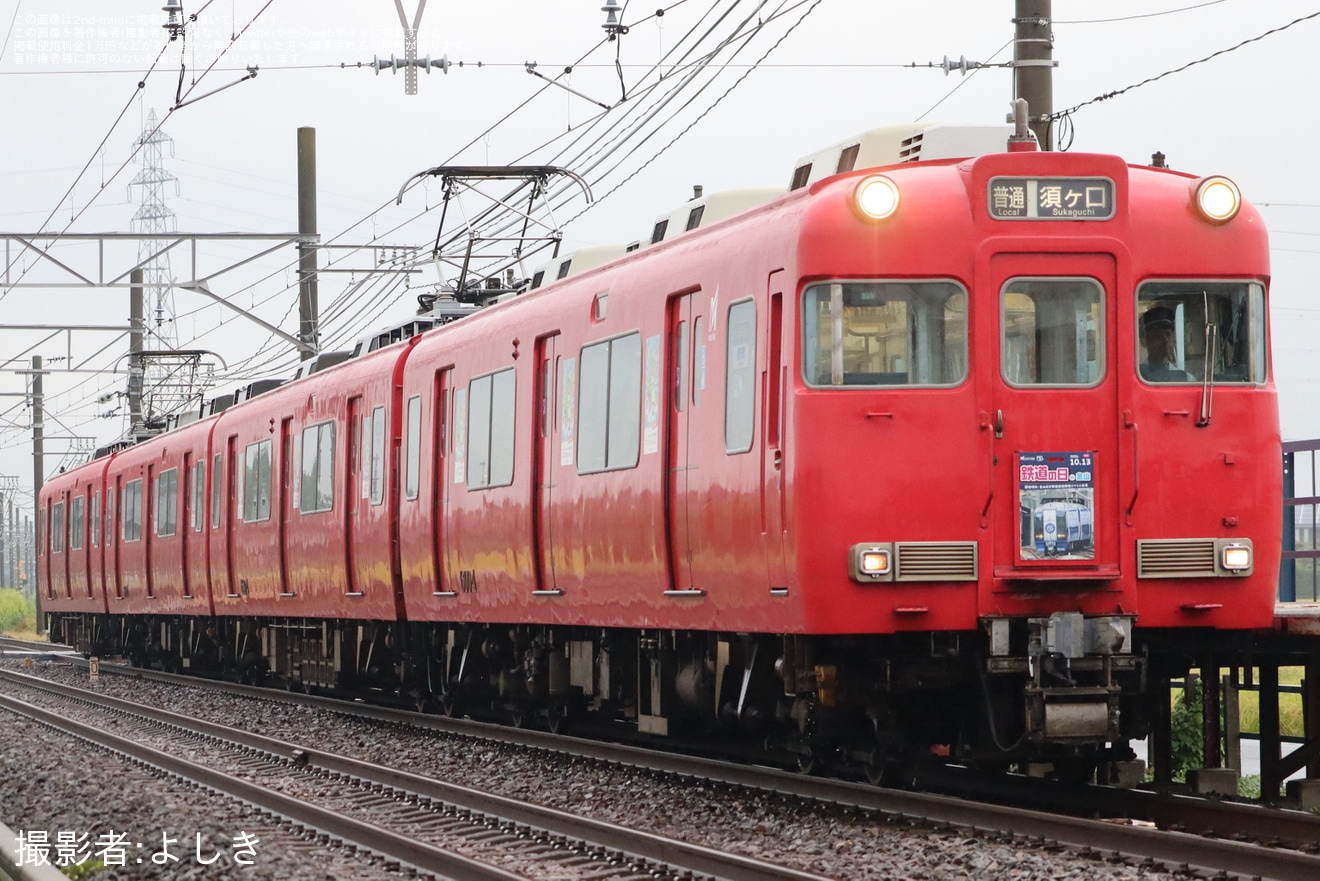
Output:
top-left (510, 705), bottom-right (531, 729)
top-left (864, 749), bottom-right (891, 787)
top-left (547, 701), bottom-right (569, 735)
top-left (440, 694), bottom-right (460, 718)
top-left (796, 748), bottom-right (821, 776)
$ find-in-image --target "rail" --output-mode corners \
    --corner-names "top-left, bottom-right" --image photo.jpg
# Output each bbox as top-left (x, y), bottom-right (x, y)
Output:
top-left (30, 657), bottom-right (1320, 881)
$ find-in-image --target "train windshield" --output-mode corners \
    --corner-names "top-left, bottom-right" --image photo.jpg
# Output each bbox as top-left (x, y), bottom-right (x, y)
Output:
top-left (1136, 281), bottom-right (1266, 384)
top-left (1001, 278), bottom-right (1104, 387)
top-left (801, 281), bottom-right (967, 387)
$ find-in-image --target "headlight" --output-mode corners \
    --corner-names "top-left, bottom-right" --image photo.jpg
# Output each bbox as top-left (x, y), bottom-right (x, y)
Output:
top-left (849, 543), bottom-right (893, 583)
top-left (855, 175), bottom-right (900, 221)
top-left (1215, 538), bottom-right (1253, 576)
top-left (1220, 543), bottom-right (1251, 571)
top-left (1195, 176), bottom-right (1241, 223)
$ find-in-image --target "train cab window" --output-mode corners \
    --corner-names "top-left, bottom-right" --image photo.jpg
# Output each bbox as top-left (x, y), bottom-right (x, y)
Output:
top-left (155, 468), bottom-right (178, 537)
top-left (122, 479), bottom-right (143, 542)
top-left (405, 395), bottom-right (422, 499)
top-left (1136, 282), bottom-right (1266, 384)
top-left (725, 300), bottom-right (757, 453)
top-left (70, 496), bottom-right (84, 550)
top-left (803, 281), bottom-right (967, 387)
top-left (467, 369), bottom-right (517, 488)
top-left (51, 501), bottom-right (65, 554)
top-left (242, 440), bottom-right (273, 523)
top-left (91, 491), bottom-right (100, 548)
top-left (577, 333), bottom-right (641, 473)
top-left (210, 455), bottom-right (222, 529)
top-left (1001, 278), bottom-right (1103, 386)
top-left (300, 421), bottom-right (336, 513)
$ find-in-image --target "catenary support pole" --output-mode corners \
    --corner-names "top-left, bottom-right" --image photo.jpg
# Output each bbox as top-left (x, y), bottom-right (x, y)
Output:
top-left (1013, 0), bottom-right (1054, 150)
top-left (32, 355), bottom-right (43, 630)
top-left (297, 127), bottom-right (319, 360)
top-left (129, 268), bottom-right (144, 436)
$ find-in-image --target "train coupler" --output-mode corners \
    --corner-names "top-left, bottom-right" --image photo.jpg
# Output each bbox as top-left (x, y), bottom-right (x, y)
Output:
top-left (1024, 685), bottom-right (1121, 743)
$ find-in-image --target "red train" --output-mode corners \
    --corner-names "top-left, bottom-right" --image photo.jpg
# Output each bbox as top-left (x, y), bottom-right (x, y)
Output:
top-left (38, 123), bottom-right (1281, 779)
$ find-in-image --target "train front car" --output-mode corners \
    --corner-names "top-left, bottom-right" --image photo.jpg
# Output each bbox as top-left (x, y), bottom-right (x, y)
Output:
top-left (790, 146), bottom-right (1279, 777)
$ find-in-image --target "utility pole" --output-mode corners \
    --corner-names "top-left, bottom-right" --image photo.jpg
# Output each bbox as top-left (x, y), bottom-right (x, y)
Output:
top-left (31, 355), bottom-right (43, 628)
top-left (129, 268), bottom-right (145, 436)
top-left (297, 127), bottom-right (319, 360)
top-left (0, 491), bottom-right (6, 591)
top-left (1013, 0), bottom-right (1055, 150)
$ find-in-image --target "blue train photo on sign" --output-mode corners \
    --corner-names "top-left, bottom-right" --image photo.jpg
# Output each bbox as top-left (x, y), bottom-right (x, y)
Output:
top-left (1019, 451), bottom-right (1095, 560)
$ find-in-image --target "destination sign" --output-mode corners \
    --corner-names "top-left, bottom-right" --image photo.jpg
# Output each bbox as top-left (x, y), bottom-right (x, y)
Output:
top-left (988, 177), bottom-right (1115, 221)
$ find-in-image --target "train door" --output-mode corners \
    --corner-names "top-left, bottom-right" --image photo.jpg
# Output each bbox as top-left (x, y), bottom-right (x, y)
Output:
top-left (431, 371), bottom-right (452, 595)
top-left (762, 278), bottom-right (789, 591)
top-left (533, 336), bottom-right (560, 594)
top-left (109, 480), bottom-right (122, 601)
top-left (144, 465), bottom-right (155, 599)
top-left (225, 437), bottom-right (238, 598)
top-left (666, 290), bottom-right (702, 592)
top-left (181, 454), bottom-right (193, 598)
top-left (986, 253), bottom-right (1120, 579)
top-left (278, 418), bottom-right (293, 595)
top-left (346, 397), bottom-right (363, 596)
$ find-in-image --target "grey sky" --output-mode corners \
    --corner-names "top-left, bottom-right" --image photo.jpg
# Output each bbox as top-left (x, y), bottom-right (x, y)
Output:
top-left (3, 0), bottom-right (1318, 513)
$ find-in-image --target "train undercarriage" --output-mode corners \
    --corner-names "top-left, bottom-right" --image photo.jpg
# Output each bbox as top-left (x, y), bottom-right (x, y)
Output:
top-left (46, 611), bottom-right (1163, 783)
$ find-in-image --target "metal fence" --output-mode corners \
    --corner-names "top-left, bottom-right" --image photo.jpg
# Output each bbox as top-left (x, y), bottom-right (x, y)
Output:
top-left (1282, 440), bottom-right (1320, 602)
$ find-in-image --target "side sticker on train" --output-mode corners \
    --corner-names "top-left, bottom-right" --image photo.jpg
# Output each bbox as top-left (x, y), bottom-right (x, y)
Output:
top-left (1018, 451), bottom-right (1095, 561)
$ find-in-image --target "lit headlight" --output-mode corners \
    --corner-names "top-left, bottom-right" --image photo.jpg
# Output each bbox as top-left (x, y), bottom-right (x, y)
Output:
top-left (1195, 176), bottom-right (1241, 223)
top-left (1221, 543), bottom-right (1251, 571)
top-left (849, 543), bottom-right (893, 583)
top-left (855, 175), bottom-right (900, 221)
top-left (1214, 538), bottom-right (1253, 576)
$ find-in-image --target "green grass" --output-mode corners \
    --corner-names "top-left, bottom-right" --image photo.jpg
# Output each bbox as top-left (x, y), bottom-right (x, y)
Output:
top-left (0, 588), bottom-right (36, 635)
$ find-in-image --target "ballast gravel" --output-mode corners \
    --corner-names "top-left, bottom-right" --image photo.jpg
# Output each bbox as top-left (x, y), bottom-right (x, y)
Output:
top-left (1, 659), bottom-right (1196, 881)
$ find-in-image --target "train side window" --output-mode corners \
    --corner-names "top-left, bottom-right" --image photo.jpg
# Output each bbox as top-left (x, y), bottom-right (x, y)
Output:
top-left (242, 441), bottom-right (273, 523)
top-left (466, 369), bottom-right (517, 489)
top-left (577, 333), bottom-right (641, 474)
top-left (370, 406), bottom-right (386, 505)
top-left (210, 455), bottom-right (222, 529)
top-left (725, 300), bottom-right (757, 454)
top-left (123, 479), bottom-right (143, 542)
top-left (91, 491), bottom-right (100, 548)
top-left (693, 318), bottom-right (705, 407)
top-left (191, 461), bottom-right (205, 532)
top-left (1136, 281), bottom-right (1266, 384)
top-left (51, 501), bottom-right (65, 554)
top-left (803, 281), bottom-right (967, 387)
top-left (70, 495), bottom-right (84, 550)
top-left (405, 395), bottom-right (422, 499)
top-left (155, 468), bottom-right (178, 537)
top-left (300, 422), bottom-right (336, 513)
top-left (1001, 278), bottom-right (1103, 387)
top-left (105, 488), bottom-right (115, 545)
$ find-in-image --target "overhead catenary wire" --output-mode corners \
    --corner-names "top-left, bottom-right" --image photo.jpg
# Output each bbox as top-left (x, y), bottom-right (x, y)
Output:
top-left (10, 0), bottom-right (825, 432)
top-left (1051, 9), bottom-right (1320, 129)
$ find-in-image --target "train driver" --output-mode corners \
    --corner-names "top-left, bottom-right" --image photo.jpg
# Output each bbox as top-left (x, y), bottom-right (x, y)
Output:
top-left (1140, 306), bottom-right (1193, 382)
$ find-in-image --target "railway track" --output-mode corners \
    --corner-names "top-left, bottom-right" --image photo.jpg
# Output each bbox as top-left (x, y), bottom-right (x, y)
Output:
top-left (9, 658), bottom-right (1320, 880)
top-left (0, 668), bottom-right (831, 881)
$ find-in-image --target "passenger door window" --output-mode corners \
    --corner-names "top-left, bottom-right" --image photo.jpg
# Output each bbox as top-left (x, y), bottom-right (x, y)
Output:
top-left (1001, 278), bottom-right (1103, 386)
